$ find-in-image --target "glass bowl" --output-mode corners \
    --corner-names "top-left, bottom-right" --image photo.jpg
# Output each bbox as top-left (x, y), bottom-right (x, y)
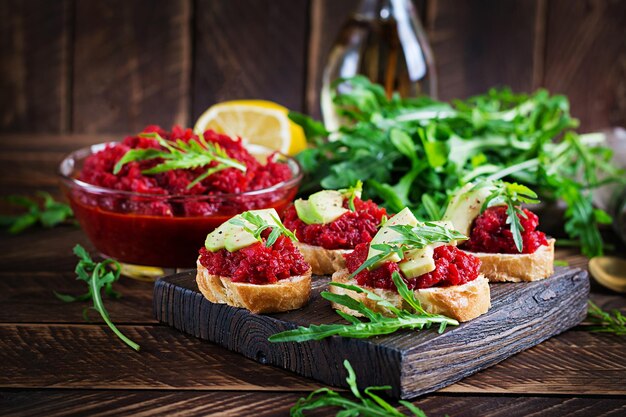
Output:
top-left (59, 143), bottom-right (302, 268)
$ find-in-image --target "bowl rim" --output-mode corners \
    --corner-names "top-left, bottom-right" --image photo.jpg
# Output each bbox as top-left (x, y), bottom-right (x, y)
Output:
top-left (58, 141), bottom-right (303, 200)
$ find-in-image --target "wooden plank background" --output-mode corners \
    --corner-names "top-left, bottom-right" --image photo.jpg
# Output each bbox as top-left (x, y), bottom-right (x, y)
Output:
top-left (0, 0), bottom-right (624, 136)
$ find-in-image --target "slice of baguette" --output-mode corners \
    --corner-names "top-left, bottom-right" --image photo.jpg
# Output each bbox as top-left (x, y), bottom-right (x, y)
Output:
top-left (294, 241), bottom-right (351, 275)
top-left (330, 268), bottom-right (490, 322)
top-left (196, 260), bottom-right (312, 314)
top-left (465, 238), bottom-right (555, 282)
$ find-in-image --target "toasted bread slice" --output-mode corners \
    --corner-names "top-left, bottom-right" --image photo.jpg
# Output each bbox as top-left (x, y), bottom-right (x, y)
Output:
top-left (196, 260), bottom-right (312, 314)
top-left (294, 241), bottom-right (351, 275)
top-left (465, 238), bottom-right (555, 282)
top-left (330, 268), bottom-right (490, 322)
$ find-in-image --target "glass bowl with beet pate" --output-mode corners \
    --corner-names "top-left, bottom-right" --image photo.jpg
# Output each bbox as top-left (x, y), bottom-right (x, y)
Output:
top-left (59, 126), bottom-right (302, 268)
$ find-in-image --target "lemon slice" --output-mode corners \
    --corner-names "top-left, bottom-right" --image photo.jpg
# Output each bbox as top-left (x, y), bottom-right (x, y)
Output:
top-left (194, 100), bottom-right (306, 155)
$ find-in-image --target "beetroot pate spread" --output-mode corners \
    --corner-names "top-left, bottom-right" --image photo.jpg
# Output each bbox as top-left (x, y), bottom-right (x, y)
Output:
top-left (78, 126), bottom-right (292, 216)
top-left (462, 206), bottom-right (548, 254)
top-left (282, 198), bottom-right (387, 249)
top-left (345, 243), bottom-right (481, 291)
top-left (198, 234), bottom-right (309, 284)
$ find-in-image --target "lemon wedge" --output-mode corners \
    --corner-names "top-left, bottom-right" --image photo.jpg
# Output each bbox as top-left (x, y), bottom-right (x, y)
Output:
top-left (193, 100), bottom-right (307, 155)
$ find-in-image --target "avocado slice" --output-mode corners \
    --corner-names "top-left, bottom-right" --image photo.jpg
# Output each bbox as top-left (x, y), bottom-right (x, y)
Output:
top-left (441, 183), bottom-right (494, 236)
top-left (204, 221), bottom-right (232, 252)
top-left (398, 246), bottom-right (436, 279)
top-left (295, 190), bottom-right (348, 225)
top-left (204, 208), bottom-right (282, 253)
top-left (224, 208), bottom-right (282, 252)
top-left (367, 207), bottom-right (419, 268)
top-left (294, 199), bottom-right (321, 224)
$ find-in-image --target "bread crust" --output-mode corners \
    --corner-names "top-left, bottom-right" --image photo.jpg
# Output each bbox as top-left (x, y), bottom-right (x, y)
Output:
top-left (330, 269), bottom-right (490, 322)
top-left (294, 241), bottom-right (351, 275)
top-left (196, 260), bottom-right (312, 314)
top-left (466, 238), bottom-right (555, 282)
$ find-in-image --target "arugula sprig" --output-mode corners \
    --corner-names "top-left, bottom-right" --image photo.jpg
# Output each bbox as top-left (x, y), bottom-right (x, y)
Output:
top-left (586, 301), bottom-right (626, 336)
top-left (1, 192), bottom-right (73, 234)
top-left (54, 245), bottom-right (140, 351)
top-left (113, 132), bottom-right (246, 189)
top-left (476, 181), bottom-right (540, 253)
top-left (349, 222), bottom-right (467, 279)
top-left (339, 180), bottom-right (364, 211)
top-left (229, 211), bottom-right (298, 247)
top-left (269, 272), bottom-right (458, 343)
top-left (291, 360), bottom-right (428, 417)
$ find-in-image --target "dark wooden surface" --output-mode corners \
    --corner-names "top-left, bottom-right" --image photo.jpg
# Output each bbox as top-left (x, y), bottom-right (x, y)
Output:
top-left (154, 268), bottom-right (589, 399)
top-left (0, 133), bottom-right (625, 414)
top-left (1, 0), bottom-right (624, 134)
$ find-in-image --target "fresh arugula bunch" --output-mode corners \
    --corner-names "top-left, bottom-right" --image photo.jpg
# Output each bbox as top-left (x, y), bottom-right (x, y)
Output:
top-left (291, 360), bottom-right (428, 417)
top-left (229, 211), bottom-right (298, 247)
top-left (269, 272), bottom-right (458, 343)
top-left (0, 192), bottom-right (73, 234)
top-left (292, 76), bottom-right (625, 257)
top-left (113, 132), bottom-right (246, 189)
top-left (351, 222), bottom-right (466, 278)
top-left (54, 245), bottom-right (140, 351)
top-left (475, 181), bottom-right (540, 252)
top-left (586, 301), bottom-right (626, 336)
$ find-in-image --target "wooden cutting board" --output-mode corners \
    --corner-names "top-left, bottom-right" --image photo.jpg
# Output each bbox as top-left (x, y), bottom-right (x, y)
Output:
top-left (153, 267), bottom-right (589, 399)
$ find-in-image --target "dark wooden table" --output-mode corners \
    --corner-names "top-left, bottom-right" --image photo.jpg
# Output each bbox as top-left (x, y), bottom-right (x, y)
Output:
top-left (1, 134), bottom-right (625, 417)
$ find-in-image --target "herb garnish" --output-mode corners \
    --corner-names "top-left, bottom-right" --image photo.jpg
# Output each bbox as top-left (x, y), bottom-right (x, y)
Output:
top-left (269, 272), bottom-right (458, 343)
top-left (0, 192), bottom-right (73, 234)
top-left (476, 181), bottom-right (540, 253)
top-left (339, 180), bottom-right (364, 211)
top-left (113, 132), bottom-right (246, 189)
top-left (351, 222), bottom-right (466, 278)
top-left (586, 301), bottom-right (626, 336)
top-left (292, 76), bottom-right (625, 257)
top-left (229, 211), bottom-right (298, 247)
top-left (291, 359), bottom-right (429, 417)
top-left (54, 245), bottom-right (140, 351)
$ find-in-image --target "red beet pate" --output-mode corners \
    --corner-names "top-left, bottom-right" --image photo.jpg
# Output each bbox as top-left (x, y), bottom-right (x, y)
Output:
top-left (282, 197), bottom-right (387, 250)
top-left (345, 243), bottom-right (481, 291)
top-left (462, 206), bottom-right (548, 254)
top-left (198, 234), bottom-right (309, 285)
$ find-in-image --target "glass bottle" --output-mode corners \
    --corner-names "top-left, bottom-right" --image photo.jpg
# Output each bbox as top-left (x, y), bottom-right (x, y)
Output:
top-left (321, 0), bottom-right (437, 130)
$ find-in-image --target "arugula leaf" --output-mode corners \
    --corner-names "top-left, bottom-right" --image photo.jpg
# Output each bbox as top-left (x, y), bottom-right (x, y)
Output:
top-left (475, 180), bottom-right (540, 253)
top-left (348, 222), bottom-right (466, 279)
top-left (586, 301), bottom-right (626, 336)
top-left (294, 77), bottom-right (626, 257)
top-left (291, 360), bottom-right (428, 417)
top-left (269, 271), bottom-right (458, 343)
top-left (54, 245), bottom-right (140, 351)
top-left (113, 132), bottom-right (246, 189)
top-left (229, 211), bottom-right (297, 247)
top-left (339, 180), bottom-right (364, 212)
top-left (2, 192), bottom-right (73, 234)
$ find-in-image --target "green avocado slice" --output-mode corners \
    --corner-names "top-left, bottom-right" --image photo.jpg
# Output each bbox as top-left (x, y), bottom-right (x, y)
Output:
top-left (442, 183), bottom-right (494, 236)
top-left (295, 190), bottom-right (348, 225)
top-left (204, 208), bottom-right (281, 253)
top-left (366, 207), bottom-right (419, 268)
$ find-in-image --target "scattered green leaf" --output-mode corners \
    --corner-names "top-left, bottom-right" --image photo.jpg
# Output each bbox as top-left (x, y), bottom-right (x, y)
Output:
top-left (290, 360), bottom-right (429, 416)
top-left (586, 301), bottom-right (626, 336)
top-left (1, 192), bottom-right (73, 234)
top-left (54, 245), bottom-right (140, 351)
